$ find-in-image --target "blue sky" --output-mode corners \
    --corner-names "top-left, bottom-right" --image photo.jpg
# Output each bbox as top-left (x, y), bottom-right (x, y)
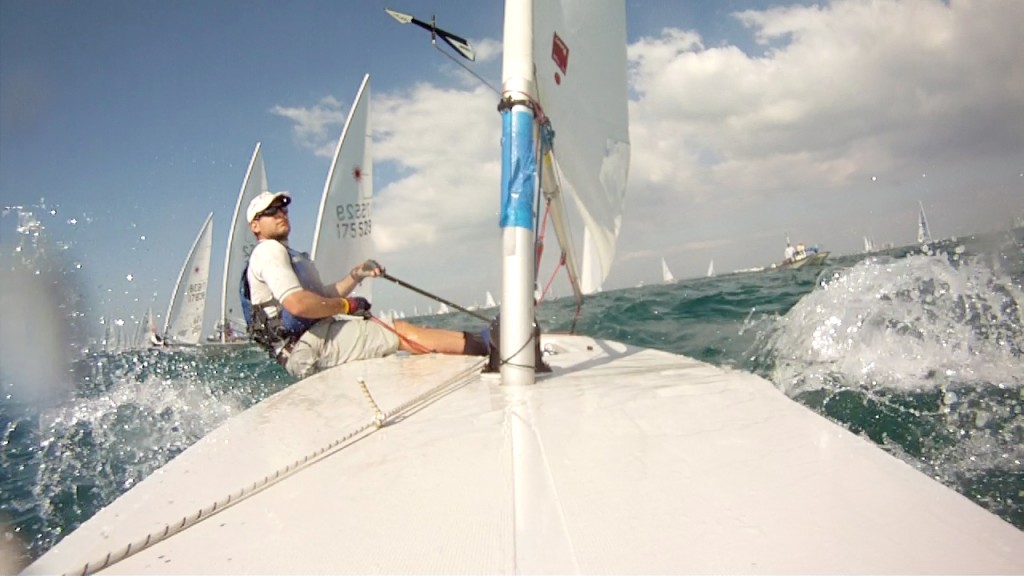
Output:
top-left (2, 0), bottom-right (1023, 338)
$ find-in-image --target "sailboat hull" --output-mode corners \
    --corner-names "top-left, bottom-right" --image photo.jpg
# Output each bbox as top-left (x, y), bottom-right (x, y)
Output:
top-left (778, 251), bottom-right (829, 270)
top-left (27, 335), bottom-right (1024, 574)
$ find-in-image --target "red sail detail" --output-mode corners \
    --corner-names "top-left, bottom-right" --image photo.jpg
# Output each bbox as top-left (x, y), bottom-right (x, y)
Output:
top-left (551, 32), bottom-right (569, 76)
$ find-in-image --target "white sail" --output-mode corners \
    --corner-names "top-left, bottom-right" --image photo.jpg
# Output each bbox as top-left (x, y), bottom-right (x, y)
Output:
top-left (662, 257), bottom-right (675, 283)
top-left (163, 213), bottom-right (214, 345)
top-left (863, 235), bottom-right (875, 253)
top-left (917, 201), bottom-right (932, 244)
top-left (580, 226), bottom-right (602, 295)
top-left (220, 143), bottom-right (268, 341)
top-left (706, 259), bottom-right (715, 278)
top-left (533, 0), bottom-right (630, 290)
top-left (145, 307), bottom-right (161, 347)
top-left (484, 290), bottom-right (497, 308)
top-left (311, 74), bottom-right (374, 300)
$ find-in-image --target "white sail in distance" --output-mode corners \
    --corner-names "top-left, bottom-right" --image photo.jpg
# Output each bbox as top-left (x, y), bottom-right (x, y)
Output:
top-left (311, 74), bottom-right (374, 300)
top-left (164, 213), bottom-right (214, 345)
top-left (221, 143), bottom-right (268, 341)
top-left (917, 201), bottom-right (932, 244)
top-left (662, 257), bottom-right (675, 283)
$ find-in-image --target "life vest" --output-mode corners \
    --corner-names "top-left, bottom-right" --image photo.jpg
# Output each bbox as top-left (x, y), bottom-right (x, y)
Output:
top-left (240, 246), bottom-right (319, 353)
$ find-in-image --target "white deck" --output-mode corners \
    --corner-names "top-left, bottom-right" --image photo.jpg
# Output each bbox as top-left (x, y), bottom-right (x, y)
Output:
top-left (26, 335), bottom-right (1024, 574)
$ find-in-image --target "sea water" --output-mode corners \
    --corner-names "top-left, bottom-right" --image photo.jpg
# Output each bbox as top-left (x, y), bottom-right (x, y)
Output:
top-left (2, 225), bottom-right (1022, 566)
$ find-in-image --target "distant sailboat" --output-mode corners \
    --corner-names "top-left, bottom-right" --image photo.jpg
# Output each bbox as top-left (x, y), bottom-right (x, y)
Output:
top-left (145, 307), bottom-right (161, 347)
top-left (160, 213), bottom-right (214, 346)
top-left (863, 235), bottom-right (875, 253)
top-left (661, 257), bottom-right (675, 283)
top-left (311, 74), bottom-right (374, 300)
top-left (484, 290), bottom-right (497, 308)
top-left (218, 143), bottom-right (268, 343)
top-left (706, 259), bottom-right (715, 278)
top-left (917, 201), bottom-right (932, 244)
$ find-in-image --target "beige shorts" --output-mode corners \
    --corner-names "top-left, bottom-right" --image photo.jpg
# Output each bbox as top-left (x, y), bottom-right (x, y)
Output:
top-left (284, 316), bottom-right (400, 378)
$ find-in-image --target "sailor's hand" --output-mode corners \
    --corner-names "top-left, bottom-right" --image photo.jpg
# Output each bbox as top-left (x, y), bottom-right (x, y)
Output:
top-left (350, 259), bottom-right (384, 282)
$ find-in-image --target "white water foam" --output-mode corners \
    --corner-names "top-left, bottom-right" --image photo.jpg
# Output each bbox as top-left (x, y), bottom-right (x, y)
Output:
top-left (766, 250), bottom-right (1023, 396)
top-left (30, 354), bottom-right (246, 525)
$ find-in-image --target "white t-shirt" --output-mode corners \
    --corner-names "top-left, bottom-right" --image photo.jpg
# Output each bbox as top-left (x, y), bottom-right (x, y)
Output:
top-left (246, 239), bottom-right (334, 318)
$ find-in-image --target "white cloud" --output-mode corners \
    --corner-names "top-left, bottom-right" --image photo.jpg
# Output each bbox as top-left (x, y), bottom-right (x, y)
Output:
top-left (620, 0), bottom-right (1024, 279)
top-left (269, 96), bottom-right (349, 158)
top-left (470, 37), bottom-right (503, 64)
top-left (276, 0), bottom-right (1024, 307)
top-left (371, 83), bottom-right (500, 255)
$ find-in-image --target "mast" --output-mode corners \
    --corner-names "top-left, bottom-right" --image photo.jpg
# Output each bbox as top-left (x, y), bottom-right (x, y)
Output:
top-left (499, 0), bottom-right (537, 386)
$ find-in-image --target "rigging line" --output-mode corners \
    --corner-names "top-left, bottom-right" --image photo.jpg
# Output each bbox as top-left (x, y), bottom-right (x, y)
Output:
top-left (534, 158), bottom-right (554, 280)
top-left (381, 272), bottom-right (491, 323)
top-left (369, 314), bottom-right (436, 354)
top-left (383, 359), bottom-right (484, 420)
top-left (569, 304), bottom-right (583, 335)
top-left (432, 42), bottom-right (501, 96)
top-left (538, 254), bottom-right (565, 305)
top-left (494, 328), bottom-right (539, 371)
top-left (63, 421), bottom-right (379, 576)
top-left (545, 156), bottom-right (587, 331)
top-left (61, 360), bottom-right (483, 576)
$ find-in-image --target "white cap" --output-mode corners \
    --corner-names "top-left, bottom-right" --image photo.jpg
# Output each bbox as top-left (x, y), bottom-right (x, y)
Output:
top-left (246, 191), bottom-right (291, 222)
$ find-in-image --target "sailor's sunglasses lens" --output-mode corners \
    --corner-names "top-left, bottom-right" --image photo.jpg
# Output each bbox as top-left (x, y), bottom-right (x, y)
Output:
top-left (258, 205), bottom-right (287, 218)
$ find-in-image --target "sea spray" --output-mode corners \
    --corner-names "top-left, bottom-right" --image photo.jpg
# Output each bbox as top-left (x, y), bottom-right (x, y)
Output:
top-left (753, 238), bottom-right (1023, 527)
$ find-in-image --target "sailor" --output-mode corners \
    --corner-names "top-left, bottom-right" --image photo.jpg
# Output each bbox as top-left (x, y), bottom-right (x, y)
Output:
top-left (784, 242), bottom-right (796, 263)
top-left (241, 191), bottom-right (489, 378)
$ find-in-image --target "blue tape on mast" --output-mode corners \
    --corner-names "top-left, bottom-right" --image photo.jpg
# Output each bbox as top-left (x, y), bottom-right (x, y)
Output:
top-left (500, 107), bottom-right (536, 230)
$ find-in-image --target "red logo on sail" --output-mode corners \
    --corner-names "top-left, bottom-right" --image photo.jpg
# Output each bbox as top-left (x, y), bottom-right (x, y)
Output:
top-left (551, 32), bottom-right (569, 85)
top-left (352, 166), bottom-right (362, 181)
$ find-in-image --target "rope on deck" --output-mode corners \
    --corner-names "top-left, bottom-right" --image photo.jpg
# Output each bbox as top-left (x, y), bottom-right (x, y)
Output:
top-left (63, 358), bottom-right (485, 576)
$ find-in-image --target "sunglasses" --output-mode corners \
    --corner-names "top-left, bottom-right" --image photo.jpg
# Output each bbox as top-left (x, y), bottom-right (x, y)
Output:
top-left (256, 204), bottom-right (288, 219)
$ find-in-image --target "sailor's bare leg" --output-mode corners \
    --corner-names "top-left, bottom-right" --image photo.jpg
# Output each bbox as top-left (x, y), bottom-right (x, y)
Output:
top-left (393, 320), bottom-right (466, 354)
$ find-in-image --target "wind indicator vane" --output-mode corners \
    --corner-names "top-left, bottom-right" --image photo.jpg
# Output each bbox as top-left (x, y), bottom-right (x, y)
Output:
top-left (384, 8), bottom-right (475, 61)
